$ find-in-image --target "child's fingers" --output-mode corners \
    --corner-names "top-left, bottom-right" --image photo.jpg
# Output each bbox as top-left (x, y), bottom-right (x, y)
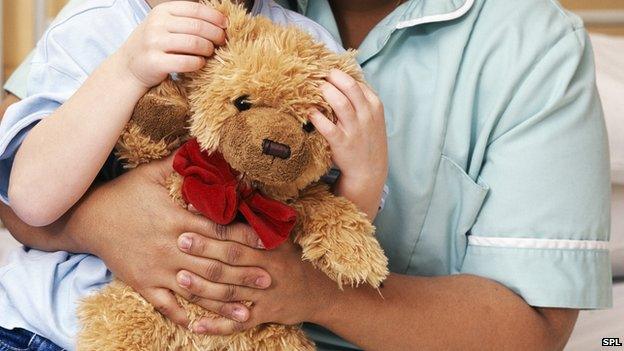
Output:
top-left (163, 54), bottom-right (206, 73)
top-left (164, 2), bottom-right (228, 29)
top-left (358, 82), bottom-right (384, 123)
top-left (326, 69), bottom-right (371, 121)
top-left (141, 287), bottom-right (189, 327)
top-left (309, 108), bottom-right (342, 145)
top-left (167, 17), bottom-right (226, 46)
top-left (165, 33), bottom-right (215, 57)
top-left (320, 82), bottom-right (357, 132)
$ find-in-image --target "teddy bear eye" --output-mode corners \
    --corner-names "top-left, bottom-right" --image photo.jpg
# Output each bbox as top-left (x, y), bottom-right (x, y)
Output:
top-left (233, 95), bottom-right (252, 111)
top-left (303, 121), bottom-right (315, 133)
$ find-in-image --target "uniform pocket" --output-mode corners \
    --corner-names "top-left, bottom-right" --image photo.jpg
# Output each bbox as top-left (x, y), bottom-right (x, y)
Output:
top-left (405, 155), bottom-right (489, 275)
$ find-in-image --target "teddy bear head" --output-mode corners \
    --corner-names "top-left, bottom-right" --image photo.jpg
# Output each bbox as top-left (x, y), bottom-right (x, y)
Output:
top-left (185, 0), bottom-right (362, 198)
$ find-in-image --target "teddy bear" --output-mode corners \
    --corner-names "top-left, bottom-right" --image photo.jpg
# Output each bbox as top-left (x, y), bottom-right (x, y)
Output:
top-left (76, 1), bottom-right (389, 350)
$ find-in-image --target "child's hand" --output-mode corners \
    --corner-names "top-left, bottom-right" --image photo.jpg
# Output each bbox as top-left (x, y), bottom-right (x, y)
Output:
top-left (118, 2), bottom-right (227, 89)
top-left (309, 69), bottom-right (388, 219)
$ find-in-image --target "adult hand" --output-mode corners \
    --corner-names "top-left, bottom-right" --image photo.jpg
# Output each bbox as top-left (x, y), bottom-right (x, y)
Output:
top-left (175, 233), bottom-right (338, 334)
top-left (81, 154), bottom-right (271, 327)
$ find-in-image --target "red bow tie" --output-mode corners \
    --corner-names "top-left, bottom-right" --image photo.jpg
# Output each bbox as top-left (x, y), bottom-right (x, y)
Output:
top-left (173, 139), bottom-right (297, 250)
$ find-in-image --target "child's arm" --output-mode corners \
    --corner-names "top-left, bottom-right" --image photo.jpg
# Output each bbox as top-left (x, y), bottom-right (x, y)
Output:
top-left (8, 2), bottom-right (228, 226)
top-left (309, 69), bottom-right (388, 219)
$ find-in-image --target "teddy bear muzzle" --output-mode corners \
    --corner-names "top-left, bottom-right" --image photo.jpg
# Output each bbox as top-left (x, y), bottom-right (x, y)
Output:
top-left (262, 139), bottom-right (291, 159)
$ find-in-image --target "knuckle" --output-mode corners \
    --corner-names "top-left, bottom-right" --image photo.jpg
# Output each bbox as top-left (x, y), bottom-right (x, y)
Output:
top-left (190, 19), bottom-right (203, 34)
top-left (187, 293), bottom-right (201, 303)
top-left (154, 303), bottom-right (171, 316)
top-left (205, 40), bottom-right (215, 54)
top-left (204, 260), bottom-right (223, 281)
top-left (243, 229), bottom-right (258, 247)
top-left (214, 224), bottom-right (230, 241)
top-left (344, 80), bottom-right (359, 93)
top-left (231, 321), bottom-right (245, 333)
top-left (222, 284), bottom-right (238, 302)
top-left (335, 99), bottom-right (350, 112)
top-left (217, 303), bottom-right (230, 317)
top-left (225, 243), bottom-right (243, 264)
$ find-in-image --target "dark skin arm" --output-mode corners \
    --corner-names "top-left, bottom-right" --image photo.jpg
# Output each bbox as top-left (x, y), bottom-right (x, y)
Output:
top-left (0, 92), bottom-right (272, 327)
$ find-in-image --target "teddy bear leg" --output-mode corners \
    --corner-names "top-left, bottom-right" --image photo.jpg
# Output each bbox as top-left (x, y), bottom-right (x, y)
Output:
top-left (76, 280), bottom-right (197, 351)
top-left (249, 324), bottom-right (316, 351)
top-left (294, 186), bottom-right (389, 288)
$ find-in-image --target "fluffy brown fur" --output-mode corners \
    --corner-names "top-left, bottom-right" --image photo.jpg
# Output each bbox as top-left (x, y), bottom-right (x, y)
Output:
top-left (77, 1), bottom-right (388, 350)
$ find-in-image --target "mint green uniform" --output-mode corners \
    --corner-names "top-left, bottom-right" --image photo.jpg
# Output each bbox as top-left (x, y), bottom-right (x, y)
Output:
top-left (274, 0), bottom-right (612, 349)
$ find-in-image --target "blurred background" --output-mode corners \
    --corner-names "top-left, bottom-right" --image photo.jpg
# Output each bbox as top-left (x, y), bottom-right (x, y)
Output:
top-left (1, 0), bottom-right (624, 81)
top-left (0, 1), bottom-right (622, 350)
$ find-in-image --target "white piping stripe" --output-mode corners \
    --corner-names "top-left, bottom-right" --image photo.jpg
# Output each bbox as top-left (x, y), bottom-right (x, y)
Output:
top-left (396, 0), bottom-right (475, 29)
top-left (468, 236), bottom-right (609, 250)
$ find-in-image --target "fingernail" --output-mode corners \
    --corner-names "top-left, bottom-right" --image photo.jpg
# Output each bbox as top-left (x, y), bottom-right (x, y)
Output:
top-left (232, 307), bottom-right (247, 322)
top-left (177, 272), bottom-right (191, 287)
top-left (194, 324), bottom-right (208, 334)
top-left (255, 276), bottom-right (270, 288)
top-left (179, 235), bottom-right (192, 251)
top-left (256, 239), bottom-right (265, 249)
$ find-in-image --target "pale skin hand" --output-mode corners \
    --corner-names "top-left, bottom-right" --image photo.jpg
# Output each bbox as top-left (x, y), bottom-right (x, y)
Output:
top-left (8, 1), bottom-right (227, 227)
top-left (309, 69), bottom-right (388, 219)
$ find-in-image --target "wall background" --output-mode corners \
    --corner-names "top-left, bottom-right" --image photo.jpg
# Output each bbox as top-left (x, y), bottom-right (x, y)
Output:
top-left (1, 0), bottom-right (624, 85)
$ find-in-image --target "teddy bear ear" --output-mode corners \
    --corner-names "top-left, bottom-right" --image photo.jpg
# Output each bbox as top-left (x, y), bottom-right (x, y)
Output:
top-left (201, 0), bottom-right (257, 43)
top-left (322, 49), bottom-right (365, 83)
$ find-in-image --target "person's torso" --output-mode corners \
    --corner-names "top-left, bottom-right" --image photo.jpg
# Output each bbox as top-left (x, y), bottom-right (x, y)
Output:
top-left (0, 1), bottom-right (344, 350)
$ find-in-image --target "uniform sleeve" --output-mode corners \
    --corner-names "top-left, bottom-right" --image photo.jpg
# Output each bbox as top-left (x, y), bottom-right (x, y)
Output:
top-left (460, 29), bottom-right (612, 309)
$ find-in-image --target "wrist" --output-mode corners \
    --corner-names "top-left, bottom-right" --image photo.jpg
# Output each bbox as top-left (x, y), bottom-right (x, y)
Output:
top-left (106, 51), bottom-right (151, 95)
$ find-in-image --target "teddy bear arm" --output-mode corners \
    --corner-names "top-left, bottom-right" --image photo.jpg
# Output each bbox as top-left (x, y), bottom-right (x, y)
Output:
top-left (116, 77), bottom-right (190, 168)
top-left (293, 184), bottom-right (389, 289)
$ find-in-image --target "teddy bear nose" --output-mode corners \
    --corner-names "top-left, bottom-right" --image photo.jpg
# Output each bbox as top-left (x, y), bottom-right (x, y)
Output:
top-left (262, 139), bottom-right (291, 159)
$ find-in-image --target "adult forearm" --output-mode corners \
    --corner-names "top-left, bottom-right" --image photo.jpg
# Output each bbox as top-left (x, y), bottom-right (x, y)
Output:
top-left (314, 274), bottom-right (578, 351)
top-left (9, 54), bottom-right (147, 226)
top-left (0, 201), bottom-right (82, 252)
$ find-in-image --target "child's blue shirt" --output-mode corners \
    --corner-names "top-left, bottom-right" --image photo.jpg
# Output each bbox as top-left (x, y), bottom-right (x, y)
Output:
top-left (0, 1), bottom-right (342, 350)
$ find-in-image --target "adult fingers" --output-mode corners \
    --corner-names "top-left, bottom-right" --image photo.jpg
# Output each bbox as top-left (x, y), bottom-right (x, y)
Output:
top-left (167, 17), bottom-right (226, 46)
top-left (177, 254), bottom-right (271, 289)
top-left (141, 287), bottom-right (189, 327)
top-left (171, 285), bottom-right (251, 323)
top-left (192, 316), bottom-right (250, 335)
top-left (177, 270), bottom-right (259, 303)
top-left (178, 233), bottom-right (268, 268)
top-left (184, 217), bottom-right (263, 249)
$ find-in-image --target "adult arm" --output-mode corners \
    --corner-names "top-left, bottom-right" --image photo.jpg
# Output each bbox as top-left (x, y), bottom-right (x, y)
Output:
top-left (169, 233), bottom-right (578, 351)
top-left (0, 92), bottom-right (270, 327)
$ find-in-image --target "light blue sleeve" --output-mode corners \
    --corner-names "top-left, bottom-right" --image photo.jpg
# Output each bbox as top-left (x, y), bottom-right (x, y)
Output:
top-left (0, 59), bottom-right (84, 204)
top-left (461, 29), bottom-right (612, 309)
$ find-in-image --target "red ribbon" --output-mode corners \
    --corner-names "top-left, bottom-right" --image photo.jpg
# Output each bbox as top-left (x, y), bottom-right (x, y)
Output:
top-left (173, 139), bottom-right (297, 249)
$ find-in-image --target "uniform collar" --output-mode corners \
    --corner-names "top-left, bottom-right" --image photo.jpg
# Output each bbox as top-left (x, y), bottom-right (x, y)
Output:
top-left (395, 0), bottom-right (475, 29)
top-left (293, 0), bottom-right (475, 29)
